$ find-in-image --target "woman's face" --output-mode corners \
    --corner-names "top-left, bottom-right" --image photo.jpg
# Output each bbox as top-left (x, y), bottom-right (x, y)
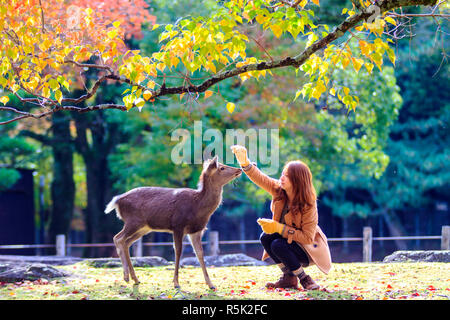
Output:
top-left (280, 167), bottom-right (293, 191)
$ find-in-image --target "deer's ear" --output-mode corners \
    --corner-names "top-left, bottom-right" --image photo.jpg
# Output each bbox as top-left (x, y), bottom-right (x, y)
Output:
top-left (208, 155), bottom-right (218, 170)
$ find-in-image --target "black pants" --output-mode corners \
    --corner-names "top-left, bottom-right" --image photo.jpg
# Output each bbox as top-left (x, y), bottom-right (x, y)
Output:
top-left (260, 232), bottom-right (310, 272)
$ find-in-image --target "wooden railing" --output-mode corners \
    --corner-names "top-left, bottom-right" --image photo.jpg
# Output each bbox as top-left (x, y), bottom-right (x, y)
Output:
top-left (0, 226), bottom-right (448, 263)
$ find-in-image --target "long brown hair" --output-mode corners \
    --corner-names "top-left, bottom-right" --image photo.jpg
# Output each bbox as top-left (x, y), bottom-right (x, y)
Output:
top-left (274, 160), bottom-right (317, 214)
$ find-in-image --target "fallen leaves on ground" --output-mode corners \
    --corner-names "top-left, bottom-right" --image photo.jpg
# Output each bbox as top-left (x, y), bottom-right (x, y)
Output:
top-left (0, 262), bottom-right (448, 300)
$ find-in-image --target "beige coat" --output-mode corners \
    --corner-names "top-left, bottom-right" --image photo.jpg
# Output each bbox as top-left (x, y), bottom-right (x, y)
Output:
top-left (244, 164), bottom-right (332, 274)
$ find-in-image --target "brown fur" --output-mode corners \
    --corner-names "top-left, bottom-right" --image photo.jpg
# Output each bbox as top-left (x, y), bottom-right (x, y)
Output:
top-left (105, 155), bottom-right (241, 289)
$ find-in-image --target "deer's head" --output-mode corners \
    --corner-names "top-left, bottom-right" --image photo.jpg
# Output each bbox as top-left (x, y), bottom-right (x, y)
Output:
top-left (201, 155), bottom-right (242, 187)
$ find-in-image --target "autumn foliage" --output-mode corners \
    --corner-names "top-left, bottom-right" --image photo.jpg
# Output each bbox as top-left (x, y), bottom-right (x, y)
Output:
top-left (0, 0), bottom-right (444, 124)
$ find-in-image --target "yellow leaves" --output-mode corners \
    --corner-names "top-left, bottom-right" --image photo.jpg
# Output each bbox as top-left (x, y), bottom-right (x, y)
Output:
top-left (366, 19), bottom-right (385, 36)
top-left (0, 95), bottom-right (9, 105)
top-left (311, 80), bottom-right (327, 100)
top-left (226, 102), bottom-right (235, 114)
top-left (359, 40), bottom-right (372, 57)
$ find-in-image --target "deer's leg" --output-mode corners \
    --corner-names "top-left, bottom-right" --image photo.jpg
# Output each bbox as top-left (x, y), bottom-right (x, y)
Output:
top-left (114, 224), bottom-right (147, 284)
top-left (123, 227), bottom-right (150, 285)
top-left (113, 227), bottom-right (130, 282)
top-left (172, 230), bottom-right (185, 289)
top-left (188, 230), bottom-right (215, 289)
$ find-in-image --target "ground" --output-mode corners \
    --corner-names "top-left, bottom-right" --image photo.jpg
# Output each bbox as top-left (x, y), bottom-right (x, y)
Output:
top-left (0, 262), bottom-right (449, 300)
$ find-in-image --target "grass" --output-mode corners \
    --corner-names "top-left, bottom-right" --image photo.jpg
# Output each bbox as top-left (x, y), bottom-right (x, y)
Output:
top-left (0, 262), bottom-right (449, 300)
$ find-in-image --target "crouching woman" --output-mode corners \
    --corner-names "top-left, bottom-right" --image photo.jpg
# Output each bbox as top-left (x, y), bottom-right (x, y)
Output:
top-left (231, 145), bottom-right (332, 290)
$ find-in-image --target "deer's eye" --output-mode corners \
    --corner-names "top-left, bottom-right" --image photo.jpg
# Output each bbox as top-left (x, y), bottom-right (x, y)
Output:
top-left (220, 167), bottom-right (225, 171)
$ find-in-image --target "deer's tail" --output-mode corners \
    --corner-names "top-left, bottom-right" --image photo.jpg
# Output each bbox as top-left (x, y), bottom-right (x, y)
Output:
top-left (104, 195), bottom-right (122, 219)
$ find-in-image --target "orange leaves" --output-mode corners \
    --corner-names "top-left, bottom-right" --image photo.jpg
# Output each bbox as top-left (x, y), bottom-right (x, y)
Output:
top-left (0, 0), bottom-right (154, 106)
top-left (204, 90), bottom-right (213, 99)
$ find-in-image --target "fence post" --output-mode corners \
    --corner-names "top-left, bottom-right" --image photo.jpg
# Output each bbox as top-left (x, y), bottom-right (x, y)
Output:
top-left (132, 238), bottom-right (143, 257)
top-left (442, 226), bottom-right (450, 250)
top-left (56, 234), bottom-right (66, 256)
top-left (363, 227), bottom-right (372, 262)
top-left (209, 231), bottom-right (219, 256)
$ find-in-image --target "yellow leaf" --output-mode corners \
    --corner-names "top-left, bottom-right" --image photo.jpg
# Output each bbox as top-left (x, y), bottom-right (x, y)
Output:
top-left (226, 102), bottom-right (235, 114)
top-left (0, 95), bottom-right (9, 105)
top-left (146, 80), bottom-right (156, 89)
top-left (143, 90), bottom-right (152, 101)
top-left (135, 97), bottom-right (145, 111)
top-left (299, 0), bottom-right (308, 8)
top-left (113, 21), bottom-right (121, 28)
top-left (311, 81), bottom-right (326, 100)
top-left (385, 17), bottom-right (397, 26)
top-left (152, 24), bottom-right (160, 30)
top-left (270, 25), bottom-right (283, 39)
top-left (341, 57), bottom-right (350, 69)
top-left (329, 88), bottom-right (336, 96)
top-left (365, 62), bottom-right (374, 74)
top-left (204, 90), bottom-right (213, 99)
top-left (343, 86), bottom-right (350, 96)
top-left (107, 29), bottom-right (118, 39)
top-left (55, 90), bottom-right (63, 104)
top-left (359, 40), bottom-right (371, 56)
top-left (352, 58), bottom-right (364, 73)
top-left (311, 0), bottom-right (320, 5)
top-left (180, 92), bottom-right (186, 100)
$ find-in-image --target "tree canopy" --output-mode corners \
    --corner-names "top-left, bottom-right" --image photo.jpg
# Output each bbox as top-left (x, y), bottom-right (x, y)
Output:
top-left (0, 0), bottom-right (446, 124)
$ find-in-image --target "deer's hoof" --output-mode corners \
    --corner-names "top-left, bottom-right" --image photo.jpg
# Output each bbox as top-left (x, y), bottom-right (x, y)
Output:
top-left (209, 285), bottom-right (216, 290)
top-left (124, 276), bottom-right (130, 283)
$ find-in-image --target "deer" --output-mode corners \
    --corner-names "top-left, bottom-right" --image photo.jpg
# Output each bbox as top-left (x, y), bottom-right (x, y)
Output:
top-left (104, 155), bottom-right (242, 289)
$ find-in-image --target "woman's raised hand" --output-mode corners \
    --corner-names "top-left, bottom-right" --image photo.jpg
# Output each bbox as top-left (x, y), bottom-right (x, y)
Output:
top-left (230, 145), bottom-right (250, 167)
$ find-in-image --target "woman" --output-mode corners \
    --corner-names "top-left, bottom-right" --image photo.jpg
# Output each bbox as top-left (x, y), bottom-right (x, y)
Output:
top-left (231, 145), bottom-right (331, 290)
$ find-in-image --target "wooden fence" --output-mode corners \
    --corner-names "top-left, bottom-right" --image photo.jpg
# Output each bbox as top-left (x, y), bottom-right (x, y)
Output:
top-left (0, 226), bottom-right (448, 263)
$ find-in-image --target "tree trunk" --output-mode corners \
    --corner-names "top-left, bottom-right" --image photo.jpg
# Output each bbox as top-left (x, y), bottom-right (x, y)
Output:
top-left (48, 111), bottom-right (75, 247)
top-left (74, 110), bottom-right (120, 257)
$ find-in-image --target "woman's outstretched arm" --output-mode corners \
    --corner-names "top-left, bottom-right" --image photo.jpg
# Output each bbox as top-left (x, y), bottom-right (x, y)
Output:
top-left (231, 145), bottom-right (279, 197)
